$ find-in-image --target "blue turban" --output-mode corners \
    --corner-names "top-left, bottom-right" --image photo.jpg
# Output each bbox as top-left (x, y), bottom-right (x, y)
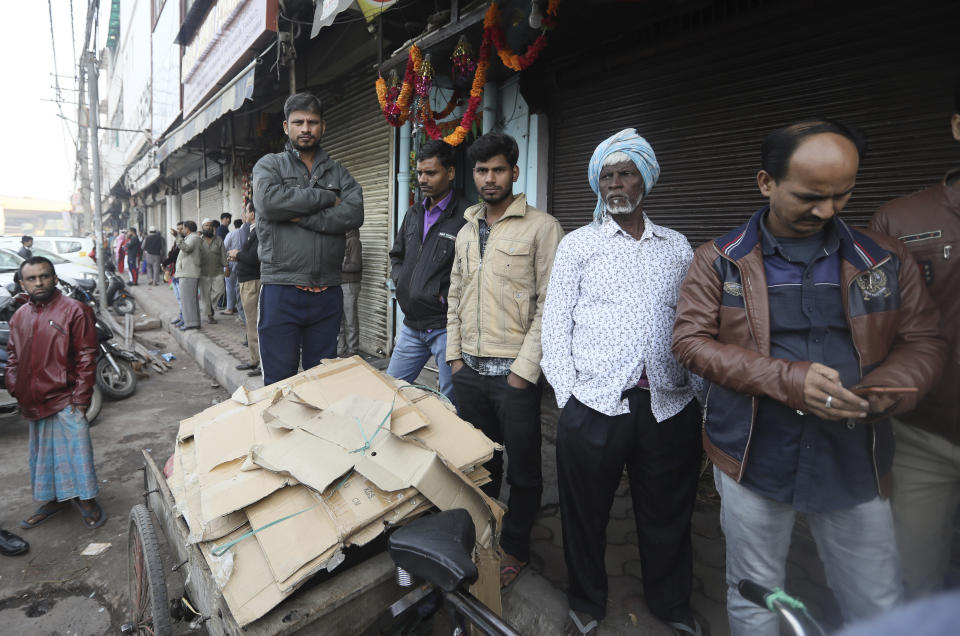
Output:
top-left (587, 128), bottom-right (660, 223)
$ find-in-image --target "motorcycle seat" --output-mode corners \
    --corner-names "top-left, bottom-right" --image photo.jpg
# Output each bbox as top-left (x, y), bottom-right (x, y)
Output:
top-left (387, 509), bottom-right (478, 593)
top-left (76, 279), bottom-right (97, 291)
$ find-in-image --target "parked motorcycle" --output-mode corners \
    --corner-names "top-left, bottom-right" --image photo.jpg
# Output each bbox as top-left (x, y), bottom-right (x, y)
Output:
top-left (0, 287), bottom-right (103, 422)
top-left (59, 279), bottom-right (139, 400)
top-left (87, 248), bottom-right (137, 315)
top-left (66, 264), bottom-right (136, 315)
top-left (93, 317), bottom-right (138, 399)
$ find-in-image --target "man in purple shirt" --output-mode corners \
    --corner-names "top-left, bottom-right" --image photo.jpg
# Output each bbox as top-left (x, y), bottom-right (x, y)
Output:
top-left (387, 140), bottom-right (469, 403)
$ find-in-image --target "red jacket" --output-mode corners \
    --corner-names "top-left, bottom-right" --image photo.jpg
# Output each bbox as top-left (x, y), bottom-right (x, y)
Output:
top-left (6, 289), bottom-right (97, 420)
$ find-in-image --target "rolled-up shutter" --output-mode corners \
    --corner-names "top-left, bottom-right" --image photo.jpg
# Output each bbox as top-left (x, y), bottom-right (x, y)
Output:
top-left (547, 2), bottom-right (956, 244)
top-left (198, 163), bottom-right (224, 223)
top-left (319, 69), bottom-right (393, 355)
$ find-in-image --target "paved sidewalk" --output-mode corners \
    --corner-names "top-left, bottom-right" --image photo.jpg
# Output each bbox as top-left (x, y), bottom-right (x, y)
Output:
top-left (128, 281), bottom-right (851, 636)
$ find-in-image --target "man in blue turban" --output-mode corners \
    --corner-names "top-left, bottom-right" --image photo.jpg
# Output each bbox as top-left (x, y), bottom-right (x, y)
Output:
top-left (542, 129), bottom-right (704, 635)
top-left (588, 128), bottom-right (661, 224)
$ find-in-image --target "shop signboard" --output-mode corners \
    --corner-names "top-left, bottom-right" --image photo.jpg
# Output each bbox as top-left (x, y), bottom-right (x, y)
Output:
top-left (182, 0), bottom-right (277, 116)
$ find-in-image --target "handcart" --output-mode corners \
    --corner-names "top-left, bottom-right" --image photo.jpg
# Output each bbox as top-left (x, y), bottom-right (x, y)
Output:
top-left (125, 450), bottom-right (402, 635)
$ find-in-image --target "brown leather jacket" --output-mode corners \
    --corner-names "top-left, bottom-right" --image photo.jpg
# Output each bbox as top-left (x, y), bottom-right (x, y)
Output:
top-left (7, 289), bottom-right (98, 420)
top-left (871, 174), bottom-right (960, 444)
top-left (673, 208), bottom-right (945, 491)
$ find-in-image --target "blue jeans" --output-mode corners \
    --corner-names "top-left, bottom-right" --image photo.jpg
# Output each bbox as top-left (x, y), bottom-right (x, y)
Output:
top-left (172, 277), bottom-right (183, 322)
top-left (258, 284), bottom-right (342, 386)
top-left (386, 325), bottom-right (455, 406)
top-left (715, 468), bottom-right (902, 635)
top-left (225, 273), bottom-right (238, 312)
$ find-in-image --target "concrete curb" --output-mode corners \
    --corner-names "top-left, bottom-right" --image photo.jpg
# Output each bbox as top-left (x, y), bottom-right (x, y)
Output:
top-left (126, 286), bottom-right (260, 394)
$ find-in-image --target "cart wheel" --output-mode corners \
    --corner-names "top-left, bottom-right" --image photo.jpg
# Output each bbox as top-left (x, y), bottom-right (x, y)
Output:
top-left (128, 504), bottom-right (173, 636)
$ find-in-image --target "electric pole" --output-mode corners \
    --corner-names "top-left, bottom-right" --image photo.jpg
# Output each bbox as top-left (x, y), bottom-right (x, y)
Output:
top-left (76, 65), bottom-right (92, 233)
top-left (77, 0), bottom-right (97, 234)
top-left (87, 51), bottom-right (108, 315)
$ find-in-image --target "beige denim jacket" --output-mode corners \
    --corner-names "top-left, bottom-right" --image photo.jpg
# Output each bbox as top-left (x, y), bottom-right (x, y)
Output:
top-left (445, 194), bottom-right (564, 383)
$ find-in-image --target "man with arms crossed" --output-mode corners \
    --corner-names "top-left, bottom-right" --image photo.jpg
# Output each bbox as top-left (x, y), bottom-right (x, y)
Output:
top-left (672, 120), bottom-right (945, 635)
top-left (253, 93), bottom-right (363, 385)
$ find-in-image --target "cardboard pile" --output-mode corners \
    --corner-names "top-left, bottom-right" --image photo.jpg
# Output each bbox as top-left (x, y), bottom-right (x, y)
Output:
top-left (166, 356), bottom-right (503, 627)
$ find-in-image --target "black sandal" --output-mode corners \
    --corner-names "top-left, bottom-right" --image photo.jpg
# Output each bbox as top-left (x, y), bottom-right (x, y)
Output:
top-left (73, 500), bottom-right (108, 530)
top-left (20, 501), bottom-right (65, 529)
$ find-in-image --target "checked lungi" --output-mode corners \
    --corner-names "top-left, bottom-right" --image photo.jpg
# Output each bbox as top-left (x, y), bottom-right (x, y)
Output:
top-left (29, 406), bottom-right (99, 502)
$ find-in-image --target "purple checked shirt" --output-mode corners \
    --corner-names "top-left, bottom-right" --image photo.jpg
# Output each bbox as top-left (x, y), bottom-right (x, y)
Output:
top-left (422, 190), bottom-right (454, 243)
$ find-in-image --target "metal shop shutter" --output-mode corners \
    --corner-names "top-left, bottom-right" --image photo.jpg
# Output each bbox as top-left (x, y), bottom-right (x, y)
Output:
top-left (320, 70), bottom-right (393, 355)
top-left (547, 2), bottom-right (956, 245)
top-left (198, 163), bottom-right (224, 223)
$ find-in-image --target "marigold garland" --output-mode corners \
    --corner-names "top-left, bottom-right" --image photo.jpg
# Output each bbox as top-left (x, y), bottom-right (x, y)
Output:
top-left (376, 45), bottom-right (423, 126)
top-left (373, 1), bottom-right (560, 145)
top-left (431, 92), bottom-right (461, 120)
top-left (439, 26), bottom-right (490, 146)
top-left (486, 0), bottom-right (559, 72)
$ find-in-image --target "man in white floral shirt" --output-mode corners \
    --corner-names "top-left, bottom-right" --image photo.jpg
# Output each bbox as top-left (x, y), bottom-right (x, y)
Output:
top-left (541, 129), bottom-right (703, 636)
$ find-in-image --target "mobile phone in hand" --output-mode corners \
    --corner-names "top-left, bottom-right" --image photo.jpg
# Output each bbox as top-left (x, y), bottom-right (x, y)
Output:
top-left (851, 386), bottom-right (919, 396)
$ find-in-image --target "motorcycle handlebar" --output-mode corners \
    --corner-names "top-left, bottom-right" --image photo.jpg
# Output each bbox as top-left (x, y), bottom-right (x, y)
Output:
top-left (738, 579), bottom-right (773, 609)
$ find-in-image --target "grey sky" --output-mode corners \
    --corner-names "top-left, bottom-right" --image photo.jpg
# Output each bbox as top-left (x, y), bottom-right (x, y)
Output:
top-left (0, 2), bottom-right (84, 202)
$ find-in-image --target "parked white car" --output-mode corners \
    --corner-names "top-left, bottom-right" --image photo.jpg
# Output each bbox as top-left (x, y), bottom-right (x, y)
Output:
top-left (0, 236), bottom-right (96, 267)
top-left (0, 247), bottom-right (98, 285)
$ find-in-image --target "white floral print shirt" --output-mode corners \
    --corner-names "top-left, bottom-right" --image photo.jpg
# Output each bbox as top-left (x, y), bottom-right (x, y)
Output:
top-left (541, 215), bottom-right (702, 420)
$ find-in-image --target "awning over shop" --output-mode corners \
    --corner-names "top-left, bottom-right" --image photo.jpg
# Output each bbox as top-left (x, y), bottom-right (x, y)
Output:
top-left (156, 60), bottom-right (257, 163)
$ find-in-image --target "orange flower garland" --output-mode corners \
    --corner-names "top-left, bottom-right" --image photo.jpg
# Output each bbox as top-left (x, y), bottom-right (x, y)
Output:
top-left (374, 1), bottom-right (560, 145)
top-left (376, 45), bottom-right (423, 126)
top-left (440, 26), bottom-right (489, 146)
top-left (430, 92), bottom-right (461, 120)
top-left (486, 0), bottom-right (559, 72)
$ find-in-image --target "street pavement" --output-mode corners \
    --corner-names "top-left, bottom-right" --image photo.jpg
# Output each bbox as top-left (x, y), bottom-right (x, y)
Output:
top-left (0, 324), bottom-right (230, 634)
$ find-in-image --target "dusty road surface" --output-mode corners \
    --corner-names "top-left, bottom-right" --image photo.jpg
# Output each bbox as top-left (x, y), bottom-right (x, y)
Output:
top-left (0, 327), bottom-right (228, 634)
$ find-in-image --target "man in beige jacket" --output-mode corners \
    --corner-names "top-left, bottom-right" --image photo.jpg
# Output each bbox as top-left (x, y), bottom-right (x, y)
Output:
top-left (446, 131), bottom-right (564, 588)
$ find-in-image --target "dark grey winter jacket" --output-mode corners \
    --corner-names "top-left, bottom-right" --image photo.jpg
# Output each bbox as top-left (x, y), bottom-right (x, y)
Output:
top-left (252, 142), bottom-right (363, 287)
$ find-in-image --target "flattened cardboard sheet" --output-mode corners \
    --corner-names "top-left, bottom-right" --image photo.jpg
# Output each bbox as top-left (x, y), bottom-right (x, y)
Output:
top-left (175, 438), bottom-right (246, 543)
top-left (404, 394), bottom-right (497, 468)
top-left (299, 395), bottom-right (393, 449)
top-left (199, 524), bottom-right (289, 627)
top-left (199, 457), bottom-right (297, 522)
top-left (177, 398), bottom-right (246, 441)
top-left (354, 433), bottom-right (501, 548)
top-left (261, 391), bottom-right (319, 430)
top-left (194, 400), bottom-right (283, 474)
top-left (246, 486), bottom-right (340, 584)
top-left (250, 428), bottom-right (354, 493)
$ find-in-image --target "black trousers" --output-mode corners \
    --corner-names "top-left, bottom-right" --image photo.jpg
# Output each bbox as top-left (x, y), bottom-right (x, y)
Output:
top-left (557, 389), bottom-right (701, 621)
top-left (452, 364), bottom-right (542, 562)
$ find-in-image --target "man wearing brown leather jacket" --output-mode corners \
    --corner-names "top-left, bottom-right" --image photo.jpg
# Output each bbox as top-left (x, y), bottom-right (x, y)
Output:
top-left (673, 120), bottom-right (945, 636)
top-left (9, 257), bottom-right (107, 532)
top-left (870, 80), bottom-right (960, 599)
